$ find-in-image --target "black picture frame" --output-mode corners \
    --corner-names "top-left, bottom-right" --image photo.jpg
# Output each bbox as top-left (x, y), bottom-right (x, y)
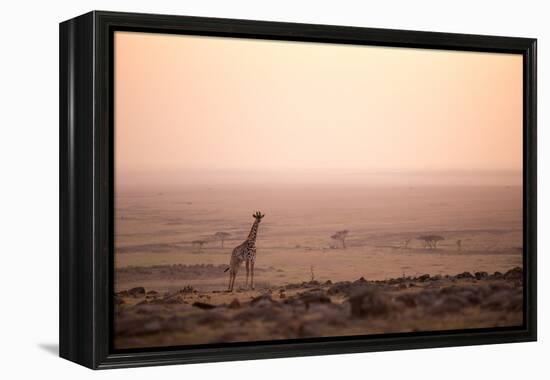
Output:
top-left (59, 10), bottom-right (537, 369)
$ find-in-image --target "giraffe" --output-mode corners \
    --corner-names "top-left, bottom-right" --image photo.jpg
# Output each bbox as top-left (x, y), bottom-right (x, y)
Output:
top-left (224, 211), bottom-right (265, 292)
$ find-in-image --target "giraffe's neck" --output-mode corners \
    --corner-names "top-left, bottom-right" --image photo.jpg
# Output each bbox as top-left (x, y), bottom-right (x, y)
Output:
top-left (247, 220), bottom-right (260, 243)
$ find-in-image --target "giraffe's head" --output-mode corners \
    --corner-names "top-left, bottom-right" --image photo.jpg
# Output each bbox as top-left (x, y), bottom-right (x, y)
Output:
top-left (252, 211), bottom-right (265, 222)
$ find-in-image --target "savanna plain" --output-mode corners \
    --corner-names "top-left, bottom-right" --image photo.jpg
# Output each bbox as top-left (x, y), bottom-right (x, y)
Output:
top-left (114, 183), bottom-right (523, 349)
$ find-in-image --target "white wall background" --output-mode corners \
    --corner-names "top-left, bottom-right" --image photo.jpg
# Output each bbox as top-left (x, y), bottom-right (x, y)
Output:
top-left (0, 0), bottom-right (546, 378)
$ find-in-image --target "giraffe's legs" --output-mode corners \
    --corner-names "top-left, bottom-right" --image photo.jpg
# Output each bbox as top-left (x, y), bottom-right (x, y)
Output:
top-left (227, 270), bottom-right (233, 292)
top-left (245, 259), bottom-right (250, 289)
top-left (250, 260), bottom-right (255, 290)
top-left (229, 271), bottom-right (236, 292)
top-left (228, 266), bottom-right (236, 292)
top-left (228, 263), bottom-right (241, 292)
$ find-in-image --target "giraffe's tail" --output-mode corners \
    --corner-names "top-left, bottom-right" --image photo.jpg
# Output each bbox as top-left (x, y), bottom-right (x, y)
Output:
top-left (224, 267), bottom-right (230, 273)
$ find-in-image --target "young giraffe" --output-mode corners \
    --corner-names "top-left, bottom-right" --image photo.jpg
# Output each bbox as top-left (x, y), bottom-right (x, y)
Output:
top-left (224, 211), bottom-right (265, 292)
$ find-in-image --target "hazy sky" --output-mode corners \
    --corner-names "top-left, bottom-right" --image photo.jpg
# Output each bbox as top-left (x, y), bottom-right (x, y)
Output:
top-left (115, 31), bottom-right (522, 186)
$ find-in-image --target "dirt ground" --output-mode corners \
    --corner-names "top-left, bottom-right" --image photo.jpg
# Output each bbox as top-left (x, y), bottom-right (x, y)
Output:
top-left (114, 267), bottom-right (523, 349)
top-left (114, 184), bottom-right (523, 348)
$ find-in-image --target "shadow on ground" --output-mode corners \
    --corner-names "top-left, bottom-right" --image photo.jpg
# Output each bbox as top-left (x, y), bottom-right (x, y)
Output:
top-left (38, 343), bottom-right (59, 356)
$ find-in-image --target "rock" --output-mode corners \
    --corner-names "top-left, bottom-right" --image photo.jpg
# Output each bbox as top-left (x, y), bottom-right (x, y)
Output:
top-left (418, 274), bottom-right (430, 282)
top-left (492, 271), bottom-right (504, 279)
top-left (348, 290), bottom-right (393, 318)
top-left (475, 271), bottom-right (488, 280)
top-left (117, 286), bottom-right (146, 297)
top-left (290, 290), bottom-right (331, 310)
top-left (162, 296), bottom-right (186, 304)
top-left (388, 278), bottom-right (402, 285)
top-left (285, 283), bottom-right (302, 290)
top-left (504, 267), bottom-right (523, 281)
top-left (306, 287), bottom-right (322, 292)
top-left (128, 287), bottom-right (146, 297)
top-left (455, 272), bottom-right (474, 279)
top-left (192, 301), bottom-right (216, 310)
top-left (327, 281), bottom-right (352, 295)
top-left (250, 294), bottom-right (277, 306)
top-left (171, 285), bottom-right (195, 294)
top-left (115, 297), bottom-right (125, 306)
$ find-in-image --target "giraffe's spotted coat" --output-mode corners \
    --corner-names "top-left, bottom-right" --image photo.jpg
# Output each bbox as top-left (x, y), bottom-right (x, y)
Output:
top-left (227, 212), bottom-right (264, 291)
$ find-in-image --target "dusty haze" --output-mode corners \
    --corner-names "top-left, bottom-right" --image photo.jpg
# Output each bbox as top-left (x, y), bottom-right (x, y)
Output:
top-left (113, 31), bottom-right (524, 348)
top-left (115, 31), bottom-right (522, 188)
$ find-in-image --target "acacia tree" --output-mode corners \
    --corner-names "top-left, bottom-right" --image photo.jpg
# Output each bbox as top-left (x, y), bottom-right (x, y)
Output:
top-left (331, 230), bottom-right (349, 249)
top-left (456, 239), bottom-right (462, 251)
top-left (192, 240), bottom-right (207, 253)
top-left (214, 232), bottom-right (231, 248)
top-left (417, 235), bottom-right (444, 249)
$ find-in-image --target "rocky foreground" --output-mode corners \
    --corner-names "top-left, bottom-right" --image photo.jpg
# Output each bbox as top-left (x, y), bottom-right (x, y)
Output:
top-left (114, 267), bottom-right (523, 349)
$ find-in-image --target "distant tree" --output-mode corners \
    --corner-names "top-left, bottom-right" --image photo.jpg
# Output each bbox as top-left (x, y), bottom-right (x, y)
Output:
top-left (214, 232), bottom-right (231, 248)
top-left (402, 238), bottom-right (412, 249)
top-left (331, 230), bottom-right (349, 249)
top-left (417, 235), bottom-right (444, 249)
top-left (456, 239), bottom-right (462, 251)
top-left (192, 240), bottom-right (207, 252)
top-left (431, 235), bottom-right (444, 248)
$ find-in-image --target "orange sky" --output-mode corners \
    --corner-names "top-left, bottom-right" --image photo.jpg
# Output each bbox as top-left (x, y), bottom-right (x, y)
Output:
top-left (114, 31), bottom-right (522, 186)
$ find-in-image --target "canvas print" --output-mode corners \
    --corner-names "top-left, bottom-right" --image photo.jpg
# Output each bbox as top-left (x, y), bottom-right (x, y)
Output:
top-left (113, 31), bottom-right (524, 350)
